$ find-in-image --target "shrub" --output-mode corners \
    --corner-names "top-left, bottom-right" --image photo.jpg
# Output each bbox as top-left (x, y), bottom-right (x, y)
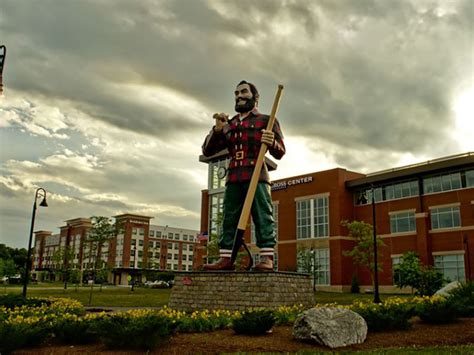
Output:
top-left (53, 315), bottom-right (101, 344)
top-left (274, 304), bottom-right (305, 325)
top-left (177, 309), bottom-right (232, 332)
top-left (447, 281), bottom-right (474, 317)
top-left (93, 313), bottom-right (178, 350)
top-left (351, 275), bottom-right (360, 294)
top-left (350, 298), bottom-right (413, 332)
top-left (0, 318), bottom-right (50, 353)
top-left (232, 309), bottom-right (275, 335)
top-left (415, 297), bottom-right (458, 324)
top-left (0, 294), bottom-right (51, 309)
top-left (416, 267), bottom-right (444, 296)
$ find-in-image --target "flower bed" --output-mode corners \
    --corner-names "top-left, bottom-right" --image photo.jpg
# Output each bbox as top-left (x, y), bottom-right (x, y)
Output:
top-left (0, 295), bottom-right (466, 352)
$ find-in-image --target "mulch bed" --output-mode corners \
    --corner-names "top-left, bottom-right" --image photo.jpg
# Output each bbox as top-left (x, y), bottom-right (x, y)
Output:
top-left (15, 318), bottom-right (474, 354)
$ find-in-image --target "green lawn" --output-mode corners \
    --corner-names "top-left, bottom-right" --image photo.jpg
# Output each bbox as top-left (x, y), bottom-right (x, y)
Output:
top-left (3, 283), bottom-right (171, 307)
top-left (294, 345), bottom-right (474, 354)
top-left (3, 282), bottom-right (414, 307)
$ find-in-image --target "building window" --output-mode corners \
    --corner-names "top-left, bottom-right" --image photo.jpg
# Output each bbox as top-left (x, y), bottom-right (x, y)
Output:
top-left (139, 228), bottom-right (145, 236)
top-left (424, 173), bottom-right (462, 194)
top-left (174, 243), bottom-right (179, 250)
top-left (209, 193), bottom-right (224, 238)
top-left (355, 180), bottom-right (419, 205)
top-left (156, 231), bottom-right (162, 237)
top-left (434, 254), bottom-right (465, 281)
top-left (167, 253), bottom-right (172, 260)
top-left (137, 261), bottom-right (142, 268)
top-left (390, 211), bottom-right (416, 234)
top-left (132, 228), bottom-right (138, 235)
top-left (168, 243), bottom-right (172, 249)
top-left (297, 248), bottom-right (330, 285)
top-left (174, 233), bottom-right (180, 240)
top-left (392, 256), bottom-right (401, 285)
top-left (138, 251), bottom-right (143, 257)
top-left (431, 206), bottom-right (461, 229)
top-left (466, 170), bottom-right (474, 187)
top-left (183, 235), bottom-right (188, 241)
top-left (189, 245), bottom-right (193, 251)
top-left (168, 232), bottom-right (173, 239)
top-left (314, 248), bottom-right (330, 285)
top-left (139, 240), bottom-right (144, 247)
top-left (296, 196), bottom-right (329, 239)
top-left (188, 255), bottom-right (193, 261)
top-left (174, 254), bottom-right (179, 260)
top-left (149, 230), bottom-right (155, 237)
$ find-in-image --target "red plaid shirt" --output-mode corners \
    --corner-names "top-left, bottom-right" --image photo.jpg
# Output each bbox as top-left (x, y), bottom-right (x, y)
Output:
top-left (202, 109), bottom-right (285, 184)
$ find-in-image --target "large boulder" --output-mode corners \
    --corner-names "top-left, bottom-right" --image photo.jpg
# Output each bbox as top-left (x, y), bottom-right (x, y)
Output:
top-left (293, 307), bottom-right (367, 348)
top-left (434, 281), bottom-right (461, 297)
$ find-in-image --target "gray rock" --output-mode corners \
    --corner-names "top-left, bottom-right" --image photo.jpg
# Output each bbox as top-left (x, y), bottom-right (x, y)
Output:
top-left (293, 307), bottom-right (367, 348)
top-left (434, 281), bottom-right (461, 297)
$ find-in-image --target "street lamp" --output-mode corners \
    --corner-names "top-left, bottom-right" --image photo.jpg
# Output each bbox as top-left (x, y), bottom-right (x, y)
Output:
top-left (310, 248), bottom-right (316, 292)
top-left (131, 242), bottom-right (137, 292)
top-left (0, 45), bottom-right (6, 95)
top-left (23, 188), bottom-right (48, 299)
top-left (359, 186), bottom-right (381, 303)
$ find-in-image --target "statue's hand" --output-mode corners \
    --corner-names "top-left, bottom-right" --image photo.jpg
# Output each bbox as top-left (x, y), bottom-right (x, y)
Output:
top-left (261, 129), bottom-right (275, 146)
top-left (213, 112), bottom-right (228, 132)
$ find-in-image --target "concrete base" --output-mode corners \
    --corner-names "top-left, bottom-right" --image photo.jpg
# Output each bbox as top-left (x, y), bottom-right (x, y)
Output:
top-left (169, 271), bottom-right (314, 311)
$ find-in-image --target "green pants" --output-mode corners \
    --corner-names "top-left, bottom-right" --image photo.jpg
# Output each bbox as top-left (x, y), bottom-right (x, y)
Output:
top-left (220, 182), bottom-right (276, 250)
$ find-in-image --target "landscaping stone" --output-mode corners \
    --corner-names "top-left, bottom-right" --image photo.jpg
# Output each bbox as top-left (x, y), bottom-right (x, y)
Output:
top-left (293, 307), bottom-right (367, 348)
top-left (434, 281), bottom-right (461, 297)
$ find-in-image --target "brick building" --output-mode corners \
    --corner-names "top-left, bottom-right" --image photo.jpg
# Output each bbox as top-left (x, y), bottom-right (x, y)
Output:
top-left (199, 152), bottom-right (474, 292)
top-left (32, 214), bottom-right (199, 285)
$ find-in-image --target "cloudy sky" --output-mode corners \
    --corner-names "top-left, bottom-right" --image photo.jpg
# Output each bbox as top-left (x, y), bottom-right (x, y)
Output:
top-left (1, 0), bottom-right (473, 248)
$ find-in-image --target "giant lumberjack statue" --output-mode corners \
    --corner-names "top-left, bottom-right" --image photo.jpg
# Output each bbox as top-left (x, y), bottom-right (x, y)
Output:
top-left (202, 80), bottom-right (286, 271)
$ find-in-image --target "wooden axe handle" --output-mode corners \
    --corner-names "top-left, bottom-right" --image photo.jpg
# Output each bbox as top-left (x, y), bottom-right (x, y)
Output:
top-left (237, 85), bottom-right (284, 230)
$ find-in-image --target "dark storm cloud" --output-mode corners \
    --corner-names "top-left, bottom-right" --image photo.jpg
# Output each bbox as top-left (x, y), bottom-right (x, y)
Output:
top-left (1, 0), bottom-right (472, 247)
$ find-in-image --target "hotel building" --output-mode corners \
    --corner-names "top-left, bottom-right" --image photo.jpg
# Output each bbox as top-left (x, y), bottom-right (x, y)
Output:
top-left (32, 214), bottom-right (199, 285)
top-left (199, 152), bottom-right (474, 292)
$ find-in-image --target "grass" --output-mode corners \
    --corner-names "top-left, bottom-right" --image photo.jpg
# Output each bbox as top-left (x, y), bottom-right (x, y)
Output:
top-left (292, 345), bottom-right (474, 354)
top-left (3, 283), bottom-right (171, 307)
top-left (3, 282), bottom-right (414, 308)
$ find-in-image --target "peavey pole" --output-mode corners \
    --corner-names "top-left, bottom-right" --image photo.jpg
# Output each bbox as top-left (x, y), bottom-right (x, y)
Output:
top-left (230, 84), bottom-right (284, 270)
top-left (0, 45), bottom-right (6, 95)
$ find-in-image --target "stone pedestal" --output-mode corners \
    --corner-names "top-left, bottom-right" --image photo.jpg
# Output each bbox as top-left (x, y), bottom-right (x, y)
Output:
top-left (169, 271), bottom-right (314, 311)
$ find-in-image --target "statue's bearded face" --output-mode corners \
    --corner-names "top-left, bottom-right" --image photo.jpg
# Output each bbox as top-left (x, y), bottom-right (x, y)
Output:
top-left (234, 83), bottom-right (256, 113)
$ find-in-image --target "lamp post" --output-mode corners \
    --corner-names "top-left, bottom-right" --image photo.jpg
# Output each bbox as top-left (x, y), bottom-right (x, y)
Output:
top-left (370, 186), bottom-right (381, 304)
top-left (310, 248), bottom-right (316, 292)
top-left (23, 188), bottom-right (48, 299)
top-left (0, 45), bottom-right (6, 95)
top-left (131, 242), bottom-right (136, 292)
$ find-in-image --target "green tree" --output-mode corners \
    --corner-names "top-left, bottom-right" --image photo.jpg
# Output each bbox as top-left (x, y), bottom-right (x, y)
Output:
top-left (52, 246), bottom-right (75, 289)
top-left (0, 258), bottom-right (16, 280)
top-left (296, 245), bottom-right (314, 273)
top-left (87, 216), bottom-right (119, 304)
top-left (0, 244), bottom-right (27, 273)
top-left (394, 251), bottom-right (421, 293)
top-left (394, 251), bottom-right (445, 296)
top-left (342, 220), bottom-right (385, 288)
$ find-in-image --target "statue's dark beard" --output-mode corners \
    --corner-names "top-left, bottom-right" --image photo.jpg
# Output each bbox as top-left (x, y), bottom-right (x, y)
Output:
top-left (235, 97), bottom-right (256, 113)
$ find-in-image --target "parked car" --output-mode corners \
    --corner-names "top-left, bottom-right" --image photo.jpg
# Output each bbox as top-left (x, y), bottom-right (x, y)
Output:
top-left (144, 280), bottom-right (170, 289)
